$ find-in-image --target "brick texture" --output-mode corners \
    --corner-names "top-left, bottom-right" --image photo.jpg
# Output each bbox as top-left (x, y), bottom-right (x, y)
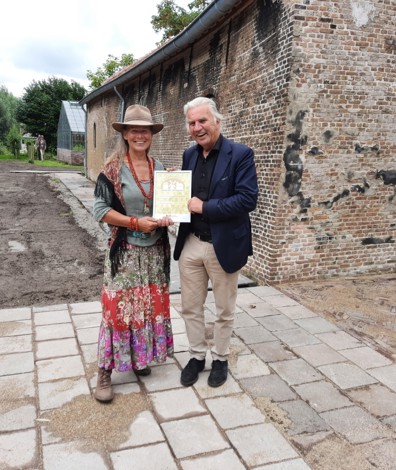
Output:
top-left (84, 0), bottom-right (396, 284)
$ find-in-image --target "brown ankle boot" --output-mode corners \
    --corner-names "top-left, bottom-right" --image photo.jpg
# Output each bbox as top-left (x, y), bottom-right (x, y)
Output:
top-left (94, 368), bottom-right (114, 403)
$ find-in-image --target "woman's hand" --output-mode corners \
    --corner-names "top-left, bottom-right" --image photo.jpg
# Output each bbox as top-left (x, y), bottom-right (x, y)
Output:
top-left (138, 217), bottom-right (159, 233)
top-left (156, 216), bottom-right (174, 227)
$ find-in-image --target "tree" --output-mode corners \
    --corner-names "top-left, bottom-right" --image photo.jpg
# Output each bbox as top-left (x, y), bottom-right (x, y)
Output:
top-left (0, 86), bottom-right (20, 143)
top-left (6, 124), bottom-right (22, 157)
top-left (87, 54), bottom-right (134, 90)
top-left (151, 0), bottom-right (211, 43)
top-left (16, 77), bottom-right (86, 153)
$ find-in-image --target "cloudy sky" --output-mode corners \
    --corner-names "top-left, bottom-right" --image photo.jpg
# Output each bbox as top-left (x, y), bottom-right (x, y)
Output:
top-left (1, 0), bottom-right (191, 97)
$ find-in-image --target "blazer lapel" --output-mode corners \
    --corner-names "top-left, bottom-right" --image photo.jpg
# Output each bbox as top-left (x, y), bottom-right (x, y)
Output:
top-left (209, 138), bottom-right (232, 196)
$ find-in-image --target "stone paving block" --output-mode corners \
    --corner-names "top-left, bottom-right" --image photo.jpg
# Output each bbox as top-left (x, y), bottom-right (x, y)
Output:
top-left (0, 404), bottom-right (36, 432)
top-left (290, 431), bottom-right (333, 453)
top-left (229, 335), bottom-right (251, 355)
top-left (277, 305), bottom-right (317, 320)
top-left (235, 291), bottom-right (268, 306)
top-left (0, 319), bottom-right (32, 336)
top-left (293, 381), bottom-right (352, 412)
top-left (240, 374), bottom-right (296, 402)
top-left (38, 377), bottom-right (91, 411)
top-left (241, 302), bottom-right (282, 318)
top-left (234, 325), bottom-right (277, 344)
top-left (43, 441), bottom-right (108, 469)
top-left (226, 422), bottom-right (298, 467)
top-left (250, 341), bottom-right (296, 363)
top-left (112, 410), bottom-right (165, 449)
top-left (170, 317), bottom-right (186, 334)
top-left (366, 438), bottom-right (396, 469)
top-left (347, 384), bottom-right (396, 417)
top-left (139, 363), bottom-right (184, 392)
top-left (247, 285), bottom-right (283, 297)
top-left (274, 328), bottom-right (321, 348)
top-left (72, 312), bottom-right (101, 329)
top-left (382, 415), bottom-right (396, 431)
top-left (205, 394), bottom-right (266, 429)
top-left (37, 355), bottom-right (85, 382)
top-left (150, 387), bottom-right (206, 421)
top-left (173, 332), bottom-right (190, 352)
top-left (76, 326), bottom-right (99, 345)
top-left (36, 338), bottom-right (79, 360)
top-left (295, 317), bottom-right (339, 334)
top-left (34, 309), bottom-right (71, 326)
top-left (270, 359), bottom-right (323, 386)
top-left (234, 311), bottom-right (260, 328)
top-left (33, 303), bottom-right (68, 313)
top-left (257, 314), bottom-right (299, 332)
top-left (112, 381), bottom-right (142, 396)
top-left (255, 458), bottom-right (312, 469)
top-left (35, 322), bottom-right (75, 341)
top-left (320, 406), bottom-right (388, 444)
top-left (111, 369), bottom-right (139, 385)
top-left (318, 362), bottom-right (378, 390)
top-left (69, 301), bottom-right (101, 314)
top-left (0, 429), bottom-right (37, 468)
top-left (181, 449), bottom-right (246, 470)
top-left (315, 331), bottom-right (362, 350)
top-left (292, 343), bottom-right (345, 367)
top-left (230, 353), bottom-right (270, 379)
top-left (0, 306), bottom-right (31, 321)
top-left (262, 295), bottom-right (299, 308)
top-left (339, 346), bottom-right (392, 370)
top-left (278, 399), bottom-right (331, 435)
top-left (367, 364), bottom-right (396, 392)
top-left (0, 372), bottom-right (35, 398)
top-left (111, 442), bottom-right (177, 469)
top-left (162, 415), bottom-right (229, 459)
top-left (170, 305), bottom-right (181, 319)
top-left (0, 334), bottom-right (32, 354)
top-left (0, 351), bottom-right (34, 376)
top-left (194, 370), bottom-right (242, 399)
top-left (81, 343), bottom-right (97, 364)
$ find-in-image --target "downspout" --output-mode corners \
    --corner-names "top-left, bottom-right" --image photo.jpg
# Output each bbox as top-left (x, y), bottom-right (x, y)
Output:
top-left (113, 86), bottom-right (125, 120)
top-left (82, 104), bottom-right (87, 178)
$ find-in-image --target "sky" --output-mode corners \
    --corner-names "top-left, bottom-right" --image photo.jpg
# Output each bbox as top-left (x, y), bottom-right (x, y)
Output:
top-left (1, 0), bottom-right (192, 98)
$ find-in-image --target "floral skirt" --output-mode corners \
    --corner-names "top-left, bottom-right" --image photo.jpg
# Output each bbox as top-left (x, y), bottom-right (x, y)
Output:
top-left (98, 241), bottom-right (174, 372)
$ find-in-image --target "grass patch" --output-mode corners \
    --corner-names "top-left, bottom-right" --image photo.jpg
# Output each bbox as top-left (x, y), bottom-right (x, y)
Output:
top-left (0, 154), bottom-right (83, 170)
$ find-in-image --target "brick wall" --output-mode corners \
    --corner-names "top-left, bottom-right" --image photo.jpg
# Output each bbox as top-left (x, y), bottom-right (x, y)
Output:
top-left (85, 0), bottom-right (396, 284)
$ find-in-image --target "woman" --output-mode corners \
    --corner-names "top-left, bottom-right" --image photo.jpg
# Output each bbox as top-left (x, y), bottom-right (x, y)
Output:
top-left (93, 104), bottom-right (174, 403)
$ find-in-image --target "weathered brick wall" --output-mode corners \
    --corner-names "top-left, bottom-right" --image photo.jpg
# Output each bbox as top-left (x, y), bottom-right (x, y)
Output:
top-left (85, 0), bottom-right (396, 283)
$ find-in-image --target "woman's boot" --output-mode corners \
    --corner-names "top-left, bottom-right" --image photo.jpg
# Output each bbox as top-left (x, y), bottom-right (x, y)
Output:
top-left (94, 368), bottom-right (114, 402)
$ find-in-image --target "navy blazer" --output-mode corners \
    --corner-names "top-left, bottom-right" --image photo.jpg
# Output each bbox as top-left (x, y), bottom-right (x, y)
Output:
top-left (173, 137), bottom-right (258, 273)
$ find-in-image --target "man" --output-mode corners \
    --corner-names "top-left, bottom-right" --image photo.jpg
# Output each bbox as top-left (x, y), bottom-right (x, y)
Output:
top-left (174, 97), bottom-right (258, 387)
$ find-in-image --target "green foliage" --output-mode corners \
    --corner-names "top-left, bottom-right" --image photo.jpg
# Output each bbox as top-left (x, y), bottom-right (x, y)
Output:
top-left (0, 86), bottom-right (20, 142)
top-left (16, 77), bottom-right (86, 153)
top-left (87, 54), bottom-right (135, 90)
top-left (6, 124), bottom-right (22, 157)
top-left (151, 0), bottom-right (211, 43)
top-left (0, 154), bottom-right (82, 169)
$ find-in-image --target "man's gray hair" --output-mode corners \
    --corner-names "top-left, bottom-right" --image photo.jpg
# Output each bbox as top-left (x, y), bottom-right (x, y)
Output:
top-left (184, 97), bottom-right (223, 130)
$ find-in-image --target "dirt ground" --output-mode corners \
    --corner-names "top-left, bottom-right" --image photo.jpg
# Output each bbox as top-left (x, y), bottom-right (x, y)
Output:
top-left (1, 160), bottom-right (395, 360)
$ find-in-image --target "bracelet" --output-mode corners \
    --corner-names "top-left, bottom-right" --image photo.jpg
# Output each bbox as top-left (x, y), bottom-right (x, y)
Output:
top-left (129, 216), bottom-right (138, 231)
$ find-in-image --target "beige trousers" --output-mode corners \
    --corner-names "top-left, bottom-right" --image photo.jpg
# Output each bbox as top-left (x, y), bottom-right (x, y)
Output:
top-left (178, 234), bottom-right (240, 361)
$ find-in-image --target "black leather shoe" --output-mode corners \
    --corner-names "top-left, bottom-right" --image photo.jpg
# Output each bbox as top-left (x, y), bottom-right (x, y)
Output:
top-left (181, 358), bottom-right (205, 386)
top-left (208, 360), bottom-right (228, 387)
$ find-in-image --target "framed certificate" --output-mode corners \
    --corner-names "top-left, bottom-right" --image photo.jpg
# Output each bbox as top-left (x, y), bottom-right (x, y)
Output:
top-left (153, 170), bottom-right (192, 222)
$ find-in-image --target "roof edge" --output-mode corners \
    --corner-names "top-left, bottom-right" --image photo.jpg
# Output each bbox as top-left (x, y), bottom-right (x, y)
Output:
top-left (80, 0), bottom-right (242, 105)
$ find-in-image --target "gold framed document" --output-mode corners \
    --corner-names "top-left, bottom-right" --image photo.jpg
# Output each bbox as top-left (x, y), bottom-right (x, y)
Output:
top-left (153, 170), bottom-right (192, 222)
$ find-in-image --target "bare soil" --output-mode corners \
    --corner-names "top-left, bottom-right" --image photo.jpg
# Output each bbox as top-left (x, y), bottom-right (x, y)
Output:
top-left (0, 160), bottom-right (105, 309)
top-left (1, 160), bottom-right (395, 361)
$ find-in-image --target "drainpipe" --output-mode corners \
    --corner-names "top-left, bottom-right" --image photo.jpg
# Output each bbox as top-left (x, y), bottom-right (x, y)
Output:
top-left (113, 86), bottom-right (125, 120)
top-left (82, 104), bottom-right (87, 178)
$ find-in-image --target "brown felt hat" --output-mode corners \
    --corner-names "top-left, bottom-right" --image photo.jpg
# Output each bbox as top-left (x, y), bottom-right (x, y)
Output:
top-left (112, 104), bottom-right (164, 134)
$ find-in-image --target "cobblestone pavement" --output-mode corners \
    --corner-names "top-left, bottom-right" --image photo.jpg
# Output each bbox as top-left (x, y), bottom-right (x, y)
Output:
top-left (0, 173), bottom-right (395, 469)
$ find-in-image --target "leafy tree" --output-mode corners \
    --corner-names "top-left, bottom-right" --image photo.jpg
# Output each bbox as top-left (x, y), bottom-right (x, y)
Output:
top-left (0, 86), bottom-right (20, 143)
top-left (6, 123), bottom-right (22, 157)
top-left (87, 54), bottom-right (134, 90)
top-left (152, 0), bottom-right (211, 43)
top-left (16, 77), bottom-right (86, 153)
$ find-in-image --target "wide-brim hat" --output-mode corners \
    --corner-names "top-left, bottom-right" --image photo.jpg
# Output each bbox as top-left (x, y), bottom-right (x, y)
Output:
top-left (112, 104), bottom-right (164, 134)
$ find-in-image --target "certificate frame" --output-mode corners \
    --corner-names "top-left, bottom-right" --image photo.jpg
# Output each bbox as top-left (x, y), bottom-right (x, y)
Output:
top-left (153, 170), bottom-right (192, 223)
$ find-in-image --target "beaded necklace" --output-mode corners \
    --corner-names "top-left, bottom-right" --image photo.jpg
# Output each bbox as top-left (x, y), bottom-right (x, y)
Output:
top-left (126, 152), bottom-right (154, 214)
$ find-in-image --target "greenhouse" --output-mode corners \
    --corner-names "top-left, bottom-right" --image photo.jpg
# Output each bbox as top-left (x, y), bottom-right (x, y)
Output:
top-left (57, 101), bottom-right (85, 165)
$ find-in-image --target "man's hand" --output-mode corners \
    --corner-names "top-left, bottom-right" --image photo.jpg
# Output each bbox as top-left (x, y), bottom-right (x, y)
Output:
top-left (187, 197), bottom-right (203, 214)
